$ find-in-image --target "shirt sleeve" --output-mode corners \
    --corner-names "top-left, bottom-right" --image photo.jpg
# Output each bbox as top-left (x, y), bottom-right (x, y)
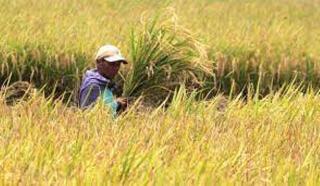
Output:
top-left (79, 84), bottom-right (101, 109)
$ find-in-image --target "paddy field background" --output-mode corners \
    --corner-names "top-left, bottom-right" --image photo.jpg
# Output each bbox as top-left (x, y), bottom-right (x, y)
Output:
top-left (0, 0), bottom-right (320, 184)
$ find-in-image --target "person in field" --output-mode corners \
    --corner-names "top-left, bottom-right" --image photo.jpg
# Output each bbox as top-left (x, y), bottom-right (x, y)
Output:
top-left (79, 44), bottom-right (128, 116)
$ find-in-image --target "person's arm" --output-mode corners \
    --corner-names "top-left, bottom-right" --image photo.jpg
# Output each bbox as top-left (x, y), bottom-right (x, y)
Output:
top-left (107, 82), bottom-right (127, 111)
top-left (79, 84), bottom-right (101, 109)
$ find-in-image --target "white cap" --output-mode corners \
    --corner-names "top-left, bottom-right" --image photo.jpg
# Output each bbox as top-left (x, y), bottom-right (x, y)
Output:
top-left (95, 44), bottom-right (128, 64)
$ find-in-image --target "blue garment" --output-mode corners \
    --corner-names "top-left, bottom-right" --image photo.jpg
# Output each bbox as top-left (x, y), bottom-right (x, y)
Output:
top-left (102, 88), bottom-right (119, 116)
top-left (79, 69), bottom-right (119, 115)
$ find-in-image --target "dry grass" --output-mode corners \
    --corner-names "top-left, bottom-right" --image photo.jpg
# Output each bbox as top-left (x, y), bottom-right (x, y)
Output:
top-left (1, 0), bottom-right (320, 184)
top-left (0, 86), bottom-right (320, 185)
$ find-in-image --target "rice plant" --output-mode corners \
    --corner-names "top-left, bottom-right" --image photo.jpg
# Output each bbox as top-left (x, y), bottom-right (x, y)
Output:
top-left (0, 85), bottom-right (319, 185)
top-left (123, 15), bottom-right (212, 104)
top-left (0, 0), bottom-right (320, 184)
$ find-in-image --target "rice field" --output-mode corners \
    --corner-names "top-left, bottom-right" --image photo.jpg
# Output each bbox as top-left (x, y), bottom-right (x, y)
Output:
top-left (1, 0), bottom-right (320, 185)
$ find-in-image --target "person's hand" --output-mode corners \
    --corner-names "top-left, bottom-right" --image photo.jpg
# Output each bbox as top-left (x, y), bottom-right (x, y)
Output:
top-left (116, 97), bottom-right (128, 110)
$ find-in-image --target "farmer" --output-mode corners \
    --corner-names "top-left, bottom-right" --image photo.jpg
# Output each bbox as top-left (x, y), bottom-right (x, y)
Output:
top-left (79, 44), bottom-right (128, 116)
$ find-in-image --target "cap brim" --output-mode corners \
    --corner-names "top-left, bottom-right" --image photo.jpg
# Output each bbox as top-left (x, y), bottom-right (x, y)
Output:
top-left (104, 55), bottom-right (128, 64)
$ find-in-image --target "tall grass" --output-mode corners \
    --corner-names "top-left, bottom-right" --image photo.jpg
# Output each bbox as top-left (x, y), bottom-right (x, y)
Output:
top-left (123, 15), bottom-right (211, 103)
top-left (0, 86), bottom-right (319, 184)
top-left (0, 43), bottom-right (87, 97)
top-left (1, 1), bottom-right (320, 184)
top-left (1, 0), bottom-right (320, 99)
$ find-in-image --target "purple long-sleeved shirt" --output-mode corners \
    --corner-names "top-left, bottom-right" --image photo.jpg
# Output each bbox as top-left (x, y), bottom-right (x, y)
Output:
top-left (79, 69), bottom-right (118, 111)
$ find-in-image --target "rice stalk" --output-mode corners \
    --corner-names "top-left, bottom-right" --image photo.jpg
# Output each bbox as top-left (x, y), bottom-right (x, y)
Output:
top-left (123, 14), bottom-right (212, 104)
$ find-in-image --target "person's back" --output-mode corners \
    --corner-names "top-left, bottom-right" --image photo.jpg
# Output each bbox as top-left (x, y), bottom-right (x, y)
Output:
top-left (78, 44), bottom-right (128, 116)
